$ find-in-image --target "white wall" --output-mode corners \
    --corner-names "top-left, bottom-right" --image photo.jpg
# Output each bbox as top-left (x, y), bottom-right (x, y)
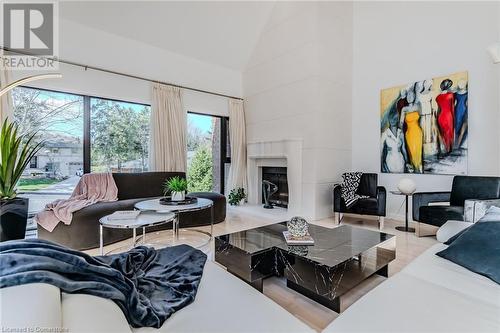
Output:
top-left (12, 18), bottom-right (239, 116)
top-left (10, 2), bottom-right (499, 221)
top-left (243, 2), bottom-right (353, 220)
top-left (352, 1), bottom-right (500, 219)
top-left (497, 4), bottom-right (500, 175)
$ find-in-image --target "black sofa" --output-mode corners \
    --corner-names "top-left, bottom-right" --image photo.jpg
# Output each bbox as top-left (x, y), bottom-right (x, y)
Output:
top-left (37, 172), bottom-right (226, 250)
top-left (412, 175), bottom-right (500, 228)
top-left (333, 173), bottom-right (387, 226)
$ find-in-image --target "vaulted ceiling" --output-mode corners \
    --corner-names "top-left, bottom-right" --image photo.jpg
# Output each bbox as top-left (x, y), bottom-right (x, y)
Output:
top-left (60, 1), bottom-right (275, 71)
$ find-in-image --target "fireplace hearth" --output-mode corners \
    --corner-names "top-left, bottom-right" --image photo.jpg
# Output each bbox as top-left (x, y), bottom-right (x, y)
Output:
top-left (261, 167), bottom-right (288, 208)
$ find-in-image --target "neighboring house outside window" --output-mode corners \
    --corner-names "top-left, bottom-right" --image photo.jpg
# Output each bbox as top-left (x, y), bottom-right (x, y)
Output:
top-left (29, 156), bottom-right (38, 169)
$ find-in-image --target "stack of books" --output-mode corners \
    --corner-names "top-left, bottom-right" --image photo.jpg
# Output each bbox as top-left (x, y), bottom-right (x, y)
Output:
top-left (107, 210), bottom-right (140, 220)
top-left (282, 231), bottom-right (315, 245)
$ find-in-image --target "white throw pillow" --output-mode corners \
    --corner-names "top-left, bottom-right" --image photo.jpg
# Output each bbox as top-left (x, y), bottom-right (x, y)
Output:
top-left (436, 220), bottom-right (472, 243)
top-left (478, 206), bottom-right (500, 222)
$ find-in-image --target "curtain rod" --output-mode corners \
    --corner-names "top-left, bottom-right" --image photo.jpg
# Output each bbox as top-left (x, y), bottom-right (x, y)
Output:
top-left (1, 46), bottom-right (244, 101)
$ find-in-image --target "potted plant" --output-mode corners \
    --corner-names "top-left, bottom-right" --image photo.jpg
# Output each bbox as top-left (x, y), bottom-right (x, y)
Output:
top-left (0, 119), bottom-right (43, 241)
top-left (164, 176), bottom-right (188, 201)
top-left (228, 187), bottom-right (246, 206)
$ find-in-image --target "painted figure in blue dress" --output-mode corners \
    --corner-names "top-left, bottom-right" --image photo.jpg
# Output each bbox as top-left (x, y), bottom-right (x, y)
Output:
top-left (454, 80), bottom-right (468, 148)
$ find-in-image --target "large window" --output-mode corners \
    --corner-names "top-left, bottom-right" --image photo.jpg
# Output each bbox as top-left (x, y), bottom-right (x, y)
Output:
top-left (12, 87), bottom-right (84, 183)
top-left (12, 87), bottom-right (84, 212)
top-left (90, 98), bottom-right (150, 172)
top-left (11, 86), bottom-right (229, 214)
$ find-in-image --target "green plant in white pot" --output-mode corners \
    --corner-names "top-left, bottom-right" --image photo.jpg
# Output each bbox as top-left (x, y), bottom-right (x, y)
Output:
top-left (164, 176), bottom-right (188, 201)
top-left (228, 187), bottom-right (246, 206)
top-left (0, 119), bottom-right (43, 241)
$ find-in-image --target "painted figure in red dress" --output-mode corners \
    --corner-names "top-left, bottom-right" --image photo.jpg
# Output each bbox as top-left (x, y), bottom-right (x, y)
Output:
top-left (435, 79), bottom-right (455, 154)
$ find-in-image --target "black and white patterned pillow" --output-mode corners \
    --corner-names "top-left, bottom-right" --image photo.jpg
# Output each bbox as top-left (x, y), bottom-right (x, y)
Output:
top-left (341, 172), bottom-right (368, 208)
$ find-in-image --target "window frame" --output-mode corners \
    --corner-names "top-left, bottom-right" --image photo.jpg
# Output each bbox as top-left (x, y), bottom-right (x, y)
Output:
top-left (18, 86), bottom-right (230, 192)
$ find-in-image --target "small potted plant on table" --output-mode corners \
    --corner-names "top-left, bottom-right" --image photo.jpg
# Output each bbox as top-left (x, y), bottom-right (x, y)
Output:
top-left (164, 176), bottom-right (188, 201)
top-left (0, 119), bottom-right (43, 241)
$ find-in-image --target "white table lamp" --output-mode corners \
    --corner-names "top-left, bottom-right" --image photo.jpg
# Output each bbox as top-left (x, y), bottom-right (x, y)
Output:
top-left (397, 178), bottom-right (416, 195)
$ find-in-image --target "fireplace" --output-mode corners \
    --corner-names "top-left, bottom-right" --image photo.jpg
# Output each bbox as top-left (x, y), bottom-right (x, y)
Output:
top-left (262, 167), bottom-right (288, 208)
top-left (247, 139), bottom-right (302, 215)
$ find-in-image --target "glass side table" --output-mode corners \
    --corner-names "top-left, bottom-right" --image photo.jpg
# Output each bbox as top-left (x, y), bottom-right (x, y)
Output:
top-left (390, 190), bottom-right (415, 233)
top-left (99, 211), bottom-right (175, 255)
top-left (134, 198), bottom-right (214, 249)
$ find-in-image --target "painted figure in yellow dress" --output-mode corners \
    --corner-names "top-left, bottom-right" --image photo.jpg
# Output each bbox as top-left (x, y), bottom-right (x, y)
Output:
top-left (400, 87), bottom-right (424, 173)
top-left (404, 109), bottom-right (423, 172)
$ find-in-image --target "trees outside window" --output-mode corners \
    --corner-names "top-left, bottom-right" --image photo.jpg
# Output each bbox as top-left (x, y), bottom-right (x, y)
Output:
top-left (187, 145), bottom-right (213, 192)
top-left (12, 87), bottom-right (84, 192)
top-left (90, 98), bottom-right (150, 172)
top-left (11, 87), bottom-right (84, 213)
top-left (186, 113), bottom-right (229, 194)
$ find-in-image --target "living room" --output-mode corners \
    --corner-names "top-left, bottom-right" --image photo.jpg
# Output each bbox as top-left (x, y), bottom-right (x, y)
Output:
top-left (1, 1), bottom-right (499, 333)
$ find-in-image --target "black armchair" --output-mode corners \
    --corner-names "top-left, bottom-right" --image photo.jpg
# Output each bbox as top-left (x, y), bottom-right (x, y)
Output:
top-left (333, 173), bottom-right (387, 228)
top-left (412, 176), bottom-right (500, 228)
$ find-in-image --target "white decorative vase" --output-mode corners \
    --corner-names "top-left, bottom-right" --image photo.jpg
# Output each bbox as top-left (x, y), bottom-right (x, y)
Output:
top-left (397, 178), bottom-right (416, 195)
top-left (171, 191), bottom-right (185, 201)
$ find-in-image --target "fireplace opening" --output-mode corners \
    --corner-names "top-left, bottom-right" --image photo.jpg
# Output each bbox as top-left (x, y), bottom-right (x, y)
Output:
top-left (262, 167), bottom-right (288, 208)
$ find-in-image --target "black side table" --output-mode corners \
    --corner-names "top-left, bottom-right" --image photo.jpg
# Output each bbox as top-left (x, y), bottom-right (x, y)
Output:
top-left (390, 191), bottom-right (415, 233)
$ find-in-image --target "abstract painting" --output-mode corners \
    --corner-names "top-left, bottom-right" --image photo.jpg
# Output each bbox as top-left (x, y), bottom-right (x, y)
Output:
top-left (380, 71), bottom-right (468, 175)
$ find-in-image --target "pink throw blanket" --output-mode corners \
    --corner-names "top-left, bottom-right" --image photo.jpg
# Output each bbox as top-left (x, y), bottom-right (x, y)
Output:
top-left (35, 173), bottom-right (118, 232)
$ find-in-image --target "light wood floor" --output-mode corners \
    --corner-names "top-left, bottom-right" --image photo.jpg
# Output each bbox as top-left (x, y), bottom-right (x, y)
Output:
top-left (85, 206), bottom-right (438, 332)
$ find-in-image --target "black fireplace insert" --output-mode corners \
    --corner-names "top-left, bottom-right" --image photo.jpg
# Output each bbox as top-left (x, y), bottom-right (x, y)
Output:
top-left (261, 167), bottom-right (288, 208)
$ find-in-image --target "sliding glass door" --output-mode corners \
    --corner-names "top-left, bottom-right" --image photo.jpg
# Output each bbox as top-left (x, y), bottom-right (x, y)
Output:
top-left (187, 113), bottom-right (230, 194)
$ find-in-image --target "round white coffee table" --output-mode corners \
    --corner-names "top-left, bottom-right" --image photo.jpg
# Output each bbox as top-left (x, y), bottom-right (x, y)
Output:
top-left (99, 211), bottom-right (175, 255)
top-left (134, 197), bottom-right (214, 249)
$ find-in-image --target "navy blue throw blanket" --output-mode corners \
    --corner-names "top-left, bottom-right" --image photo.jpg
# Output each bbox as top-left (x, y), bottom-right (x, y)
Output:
top-left (0, 239), bottom-right (207, 328)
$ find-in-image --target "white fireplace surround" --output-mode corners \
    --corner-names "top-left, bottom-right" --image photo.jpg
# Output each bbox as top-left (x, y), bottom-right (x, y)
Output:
top-left (247, 139), bottom-right (302, 215)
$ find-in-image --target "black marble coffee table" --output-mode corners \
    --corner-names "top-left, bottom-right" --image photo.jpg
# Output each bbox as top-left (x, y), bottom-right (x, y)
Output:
top-left (215, 223), bottom-right (396, 312)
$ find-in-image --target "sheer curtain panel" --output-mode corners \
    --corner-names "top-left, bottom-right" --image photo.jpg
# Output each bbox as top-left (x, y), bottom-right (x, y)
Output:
top-left (226, 99), bottom-right (247, 196)
top-left (149, 83), bottom-right (187, 172)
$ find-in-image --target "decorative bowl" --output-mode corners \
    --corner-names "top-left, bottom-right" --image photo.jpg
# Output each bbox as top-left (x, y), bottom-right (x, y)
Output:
top-left (159, 196), bottom-right (197, 206)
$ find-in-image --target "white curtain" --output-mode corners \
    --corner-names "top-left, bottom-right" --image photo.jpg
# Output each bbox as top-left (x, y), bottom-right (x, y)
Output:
top-left (0, 60), bottom-right (14, 124)
top-left (226, 99), bottom-right (247, 196)
top-left (149, 83), bottom-right (187, 172)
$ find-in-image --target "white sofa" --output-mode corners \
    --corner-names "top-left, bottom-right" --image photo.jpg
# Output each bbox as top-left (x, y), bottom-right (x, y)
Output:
top-left (324, 243), bottom-right (500, 333)
top-left (0, 260), bottom-right (314, 333)
top-left (2, 236), bottom-right (500, 332)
